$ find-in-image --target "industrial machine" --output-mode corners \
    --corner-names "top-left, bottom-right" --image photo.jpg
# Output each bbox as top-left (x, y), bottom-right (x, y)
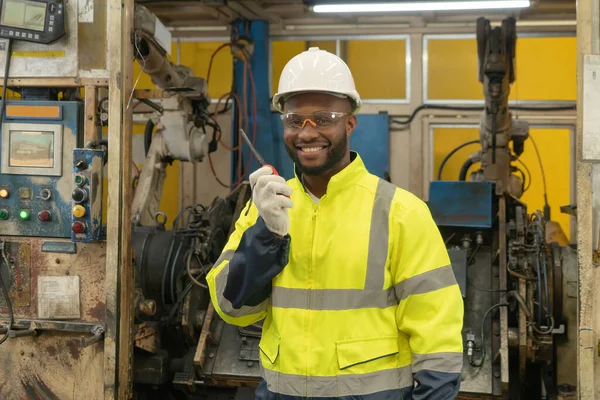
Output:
top-left (428, 17), bottom-right (577, 399)
top-left (0, 0), bottom-right (113, 397)
top-left (0, 0), bottom-right (578, 397)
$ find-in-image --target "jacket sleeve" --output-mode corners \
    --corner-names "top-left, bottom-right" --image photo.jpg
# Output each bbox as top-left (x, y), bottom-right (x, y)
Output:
top-left (206, 201), bottom-right (290, 327)
top-left (390, 197), bottom-right (464, 399)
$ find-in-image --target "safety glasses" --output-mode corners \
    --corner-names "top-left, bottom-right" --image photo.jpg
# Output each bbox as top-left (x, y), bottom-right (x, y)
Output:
top-left (280, 111), bottom-right (351, 131)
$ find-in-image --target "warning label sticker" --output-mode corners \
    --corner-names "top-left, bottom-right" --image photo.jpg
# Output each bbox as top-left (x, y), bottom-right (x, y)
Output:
top-left (37, 276), bottom-right (80, 319)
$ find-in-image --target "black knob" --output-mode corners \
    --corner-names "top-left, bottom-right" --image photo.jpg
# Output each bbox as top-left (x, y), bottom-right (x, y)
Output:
top-left (72, 188), bottom-right (87, 203)
top-left (76, 160), bottom-right (87, 170)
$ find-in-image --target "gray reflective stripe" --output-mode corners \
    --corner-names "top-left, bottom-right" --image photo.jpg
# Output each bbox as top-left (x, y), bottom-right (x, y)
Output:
top-left (394, 265), bottom-right (458, 301)
top-left (412, 352), bottom-right (463, 374)
top-left (364, 179), bottom-right (396, 290)
top-left (261, 366), bottom-right (413, 397)
top-left (271, 287), bottom-right (397, 310)
top-left (214, 249), bottom-right (269, 317)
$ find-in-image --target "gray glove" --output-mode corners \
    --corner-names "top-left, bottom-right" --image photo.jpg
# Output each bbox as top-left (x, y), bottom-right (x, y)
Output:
top-left (249, 166), bottom-right (293, 237)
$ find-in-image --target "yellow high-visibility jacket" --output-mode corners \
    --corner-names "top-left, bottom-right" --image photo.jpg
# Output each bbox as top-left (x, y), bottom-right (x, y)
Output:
top-left (207, 152), bottom-right (464, 399)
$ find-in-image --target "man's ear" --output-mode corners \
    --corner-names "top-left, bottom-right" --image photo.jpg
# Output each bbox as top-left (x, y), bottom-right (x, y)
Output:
top-left (346, 115), bottom-right (357, 136)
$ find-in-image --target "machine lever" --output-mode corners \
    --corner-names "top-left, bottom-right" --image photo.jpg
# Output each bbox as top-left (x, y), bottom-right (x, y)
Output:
top-left (81, 326), bottom-right (105, 348)
top-left (8, 328), bottom-right (37, 338)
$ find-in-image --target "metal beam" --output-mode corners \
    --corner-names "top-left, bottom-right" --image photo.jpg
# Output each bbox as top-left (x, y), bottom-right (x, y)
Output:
top-left (226, 1), bottom-right (260, 20)
top-left (243, 1), bottom-right (283, 25)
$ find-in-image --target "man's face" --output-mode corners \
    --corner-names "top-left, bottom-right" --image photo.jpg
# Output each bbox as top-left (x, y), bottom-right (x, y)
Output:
top-left (282, 93), bottom-right (357, 176)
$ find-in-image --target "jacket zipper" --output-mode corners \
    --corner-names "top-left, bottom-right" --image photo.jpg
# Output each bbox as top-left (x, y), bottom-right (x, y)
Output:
top-left (306, 204), bottom-right (318, 389)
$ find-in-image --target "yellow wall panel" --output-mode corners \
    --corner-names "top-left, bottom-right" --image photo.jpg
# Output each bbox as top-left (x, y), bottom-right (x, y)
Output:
top-left (306, 40), bottom-right (336, 54)
top-left (513, 37), bottom-right (576, 101)
top-left (427, 39), bottom-right (481, 101)
top-left (344, 40), bottom-right (407, 100)
top-left (271, 41), bottom-right (309, 96)
top-left (427, 36), bottom-right (576, 102)
top-left (432, 127), bottom-right (572, 239)
top-left (178, 42), bottom-right (233, 100)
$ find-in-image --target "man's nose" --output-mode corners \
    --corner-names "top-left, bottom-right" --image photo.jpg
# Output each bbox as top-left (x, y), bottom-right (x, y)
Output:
top-left (298, 120), bottom-right (319, 140)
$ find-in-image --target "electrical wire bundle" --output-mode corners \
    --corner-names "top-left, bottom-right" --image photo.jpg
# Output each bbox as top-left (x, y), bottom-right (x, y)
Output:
top-left (207, 26), bottom-right (259, 190)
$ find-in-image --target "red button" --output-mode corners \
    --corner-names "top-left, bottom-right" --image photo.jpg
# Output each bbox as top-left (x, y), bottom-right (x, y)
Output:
top-left (38, 210), bottom-right (51, 222)
top-left (72, 221), bottom-right (86, 233)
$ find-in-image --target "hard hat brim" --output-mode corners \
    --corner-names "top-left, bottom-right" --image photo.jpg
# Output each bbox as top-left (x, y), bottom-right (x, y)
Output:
top-left (273, 89), bottom-right (361, 114)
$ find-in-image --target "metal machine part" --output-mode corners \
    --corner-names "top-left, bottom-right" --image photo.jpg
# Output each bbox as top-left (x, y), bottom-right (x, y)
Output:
top-left (131, 3), bottom-right (212, 227)
top-left (0, 101), bottom-right (84, 238)
top-left (423, 16), bottom-right (576, 399)
top-left (130, 183), bottom-right (252, 397)
top-left (476, 16), bottom-right (526, 197)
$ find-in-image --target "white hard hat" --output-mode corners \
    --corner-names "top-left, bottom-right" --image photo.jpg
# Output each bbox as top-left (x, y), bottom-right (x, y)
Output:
top-left (272, 47), bottom-right (362, 114)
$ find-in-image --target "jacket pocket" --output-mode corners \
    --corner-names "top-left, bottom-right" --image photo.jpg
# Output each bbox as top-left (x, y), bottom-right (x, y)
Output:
top-left (336, 336), bottom-right (399, 370)
top-left (258, 328), bottom-right (280, 364)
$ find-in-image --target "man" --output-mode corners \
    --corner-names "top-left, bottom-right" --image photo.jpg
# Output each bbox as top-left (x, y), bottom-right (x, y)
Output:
top-left (207, 47), bottom-right (464, 399)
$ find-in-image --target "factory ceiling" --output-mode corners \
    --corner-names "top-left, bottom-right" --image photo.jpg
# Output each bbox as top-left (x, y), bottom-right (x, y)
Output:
top-left (136, 0), bottom-right (576, 37)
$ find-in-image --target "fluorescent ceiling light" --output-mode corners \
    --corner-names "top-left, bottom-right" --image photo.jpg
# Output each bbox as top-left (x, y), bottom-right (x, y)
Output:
top-left (313, 1), bottom-right (531, 13)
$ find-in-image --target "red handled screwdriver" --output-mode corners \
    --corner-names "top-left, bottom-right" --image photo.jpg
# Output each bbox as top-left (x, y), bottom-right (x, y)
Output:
top-left (239, 128), bottom-right (280, 177)
top-left (239, 129), bottom-right (289, 215)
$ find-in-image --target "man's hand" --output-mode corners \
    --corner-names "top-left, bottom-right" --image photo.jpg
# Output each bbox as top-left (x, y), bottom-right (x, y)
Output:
top-left (249, 166), bottom-right (293, 237)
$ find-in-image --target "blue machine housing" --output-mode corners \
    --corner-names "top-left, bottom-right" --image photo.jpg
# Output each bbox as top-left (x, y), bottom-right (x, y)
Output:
top-left (427, 181), bottom-right (494, 229)
top-left (0, 100), bottom-right (83, 238)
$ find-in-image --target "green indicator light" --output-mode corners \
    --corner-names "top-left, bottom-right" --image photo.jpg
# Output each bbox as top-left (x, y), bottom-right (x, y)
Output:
top-left (75, 175), bottom-right (82, 184)
top-left (0, 210), bottom-right (7, 220)
top-left (19, 210), bottom-right (29, 220)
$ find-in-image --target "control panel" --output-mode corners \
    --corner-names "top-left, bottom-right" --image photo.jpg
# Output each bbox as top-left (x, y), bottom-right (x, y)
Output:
top-left (0, 0), bottom-right (66, 44)
top-left (71, 148), bottom-right (103, 243)
top-left (0, 100), bottom-right (83, 238)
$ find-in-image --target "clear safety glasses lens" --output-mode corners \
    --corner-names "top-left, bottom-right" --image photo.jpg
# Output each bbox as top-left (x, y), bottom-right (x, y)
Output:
top-left (281, 111), bottom-right (349, 130)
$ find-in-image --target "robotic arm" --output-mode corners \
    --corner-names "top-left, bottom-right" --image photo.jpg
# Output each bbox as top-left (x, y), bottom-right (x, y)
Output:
top-left (130, 5), bottom-right (211, 226)
top-left (475, 16), bottom-right (528, 197)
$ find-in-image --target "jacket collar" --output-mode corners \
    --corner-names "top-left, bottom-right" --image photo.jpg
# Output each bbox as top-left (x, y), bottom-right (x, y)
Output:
top-left (293, 151), bottom-right (367, 196)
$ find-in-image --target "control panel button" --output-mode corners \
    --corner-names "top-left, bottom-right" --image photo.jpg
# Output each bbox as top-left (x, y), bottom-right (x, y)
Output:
top-left (74, 174), bottom-right (86, 186)
top-left (19, 187), bottom-right (32, 200)
top-left (72, 188), bottom-right (88, 203)
top-left (72, 205), bottom-right (86, 218)
top-left (40, 189), bottom-right (52, 201)
top-left (72, 221), bottom-right (86, 234)
top-left (19, 210), bottom-right (30, 220)
top-left (38, 210), bottom-right (51, 222)
top-left (0, 189), bottom-right (9, 199)
top-left (0, 210), bottom-right (8, 220)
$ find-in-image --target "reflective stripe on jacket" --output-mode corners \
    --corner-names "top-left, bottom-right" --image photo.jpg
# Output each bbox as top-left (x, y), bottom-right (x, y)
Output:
top-left (206, 152), bottom-right (464, 399)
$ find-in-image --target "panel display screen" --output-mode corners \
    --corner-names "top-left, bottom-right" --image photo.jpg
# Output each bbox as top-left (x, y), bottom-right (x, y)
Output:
top-left (8, 130), bottom-right (54, 168)
top-left (1, 0), bottom-right (46, 32)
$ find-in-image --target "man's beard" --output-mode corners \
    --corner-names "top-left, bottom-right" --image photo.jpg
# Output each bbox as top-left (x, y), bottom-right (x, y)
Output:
top-left (285, 131), bottom-right (348, 176)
